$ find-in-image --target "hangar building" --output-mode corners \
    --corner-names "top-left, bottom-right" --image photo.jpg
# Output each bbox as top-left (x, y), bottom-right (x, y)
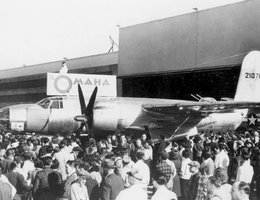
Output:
top-left (1, 0), bottom-right (260, 107)
top-left (119, 0), bottom-right (260, 100)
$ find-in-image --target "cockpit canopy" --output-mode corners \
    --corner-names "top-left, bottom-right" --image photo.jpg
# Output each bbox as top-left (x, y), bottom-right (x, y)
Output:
top-left (37, 97), bottom-right (63, 109)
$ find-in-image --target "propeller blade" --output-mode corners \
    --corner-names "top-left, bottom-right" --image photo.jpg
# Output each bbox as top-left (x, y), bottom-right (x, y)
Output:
top-left (78, 84), bottom-right (86, 114)
top-left (75, 85), bottom-right (98, 136)
top-left (85, 86), bottom-right (98, 116)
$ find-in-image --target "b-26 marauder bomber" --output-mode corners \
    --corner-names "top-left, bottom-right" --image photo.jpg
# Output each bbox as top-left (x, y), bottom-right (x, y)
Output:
top-left (1, 51), bottom-right (260, 141)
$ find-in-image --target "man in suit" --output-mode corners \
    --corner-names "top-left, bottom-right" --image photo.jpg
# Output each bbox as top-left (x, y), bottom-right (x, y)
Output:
top-left (100, 159), bottom-right (124, 200)
top-left (32, 157), bottom-right (53, 200)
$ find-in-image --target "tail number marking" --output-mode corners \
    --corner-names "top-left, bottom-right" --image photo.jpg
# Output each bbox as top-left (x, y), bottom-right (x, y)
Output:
top-left (245, 72), bottom-right (260, 79)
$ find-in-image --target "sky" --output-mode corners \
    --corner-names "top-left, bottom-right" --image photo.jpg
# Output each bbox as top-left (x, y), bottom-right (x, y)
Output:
top-left (0, 0), bottom-right (245, 70)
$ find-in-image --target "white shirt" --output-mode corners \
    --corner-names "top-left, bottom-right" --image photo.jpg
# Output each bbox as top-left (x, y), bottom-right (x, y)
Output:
top-left (0, 175), bottom-right (16, 199)
top-left (22, 160), bottom-right (35, 181)
top-left (236, 160), bottom-right (254, 183)
top-left (180, 157), bottom-right (192, 180)
top-left (69, 181), bottom-right (89, 200)
top-left (121, 161), bottom-right (135, 187)
top-left (53, 148), bottom-right (70, 181)
top-left (214, 150), bottom-right (230, 170)
top-left (152, 185), bottom-right (177, 200)
top-left (135, 160), bottom-right (150, 185)
top-left (115, 184), bottom-right (147, 200)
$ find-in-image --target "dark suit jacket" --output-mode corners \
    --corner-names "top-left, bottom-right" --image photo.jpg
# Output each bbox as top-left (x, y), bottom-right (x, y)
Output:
top-left (85, 177), bottom-right (99, 200)
top-left (5, 171), bottom-right (30, 195)
top-left (32, 167), bottom-right (53, 200)
top-left (100, 173), bottom-right (124, 200)
top-left (1, 158), bottom-right (12, 174)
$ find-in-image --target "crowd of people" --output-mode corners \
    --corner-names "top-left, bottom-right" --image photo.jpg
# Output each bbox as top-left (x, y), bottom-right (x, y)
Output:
top-left (0, 129), bottom-right (257, 200)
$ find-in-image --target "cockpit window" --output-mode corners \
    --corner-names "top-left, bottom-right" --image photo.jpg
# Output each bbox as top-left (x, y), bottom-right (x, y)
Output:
top-left (37, 98), bottom-right (63, 109)
top-left (50, 100), bottom-right (59, 109)
top-left (37, 99), bottom-right (51, 109)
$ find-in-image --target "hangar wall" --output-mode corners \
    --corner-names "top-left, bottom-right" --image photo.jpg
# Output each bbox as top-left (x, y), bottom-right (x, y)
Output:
top-left (119, 0), bottom-right (259, 76)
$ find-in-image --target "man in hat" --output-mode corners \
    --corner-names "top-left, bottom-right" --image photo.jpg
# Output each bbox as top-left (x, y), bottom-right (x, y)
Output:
top-left (115, 168), bottom-right (147, 200)
top-left (69, 170), bottom-right (89, 200)
top-left (78, 161), bottom-right (99, 200)
top-left (100, 159), bottom-right (124, 200)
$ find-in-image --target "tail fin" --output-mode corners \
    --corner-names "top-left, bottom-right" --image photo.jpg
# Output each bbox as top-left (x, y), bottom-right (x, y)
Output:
top-left (234, 51), bottom-right (260, 102)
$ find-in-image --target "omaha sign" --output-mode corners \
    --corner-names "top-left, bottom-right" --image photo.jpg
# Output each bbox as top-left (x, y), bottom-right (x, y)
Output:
top-left (47, 73), bottom-right (117, 97)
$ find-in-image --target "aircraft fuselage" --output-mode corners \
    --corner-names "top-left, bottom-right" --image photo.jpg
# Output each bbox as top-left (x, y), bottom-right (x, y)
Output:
top-left (0, 96), bottom-right (256, 140)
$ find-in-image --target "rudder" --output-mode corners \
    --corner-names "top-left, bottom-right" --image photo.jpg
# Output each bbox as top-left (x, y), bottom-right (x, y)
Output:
top-left (234, 51), bottom-right (260, 102)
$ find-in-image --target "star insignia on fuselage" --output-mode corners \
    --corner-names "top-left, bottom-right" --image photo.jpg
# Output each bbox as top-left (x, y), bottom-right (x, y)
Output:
top-left (247, 113), bottom-right (258, 126)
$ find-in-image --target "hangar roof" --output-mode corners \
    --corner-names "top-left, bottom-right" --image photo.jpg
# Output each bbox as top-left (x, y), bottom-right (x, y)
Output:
top-left (0, 52), bottom-right (118, 79)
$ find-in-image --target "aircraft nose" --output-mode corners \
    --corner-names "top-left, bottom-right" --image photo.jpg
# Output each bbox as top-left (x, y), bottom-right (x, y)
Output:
top-left (0, 107), bottom-right (10, 129)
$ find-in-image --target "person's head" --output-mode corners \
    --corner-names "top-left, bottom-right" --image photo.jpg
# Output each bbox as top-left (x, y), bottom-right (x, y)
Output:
top-left (34, 158), bottom-right (44, 169)
top-left (51, 159), bottom-right (60, 170)
top-left (126, 135), bottom-right (132, 143)
top-left (127, 168), bottom-right (143, 186)
top-left (203, 151), bottom-right (212, 160)
top-left (66, 160), bottom-right (76, 175)
top-left (241, 148), bottom-right (251, 161)
top-left (106, 135), bottom-right (112, 143)
top-left (0, 134), bottom-right (3, 143)
top-left (231, 181), bottom-right (250, 200)
top-left (213, 167), bottom-right (228, 185)
top-left (78, 161), bottom-right (90, 173)
top-left (77, 170), bottom-right (89, 185)
top-left (152, 175), bottom-right (167, 189)
top-left (42, 156), bottom-right (53, 167)
top-left (189, 161), bottom-right (200, 173)
top-left (23, 152), bottom-right (32, 161)
top-left (111, 134), bottom-right (117, 141)
top-left (207, 167), bottom-right (228, 195)
top-left (213, 144), bottom-right (220, 154)
top-left (182, 149), bottom-right (190, 159)
top-left (103, 159), bottom-right (115, 176)
top-left (120, 135), bottom-right (126, 143)
top-left (72, 146), bottom-right (83, 156)
top-left (136, 151), bottom-right (145, 161)
top-left (10, 162), bottom-right (17, 172)
top-left (46, 145), bottom-right (53, 154)
top-left (219, 143), bottom-right (226, 151)
top-left (158, 151), bottom-right (169, 161)
top-left (141, 134), bottom-right (147, 141)
top-left (6, 148), bottom-right (15, 160)
top-left (136, 139), bottom-right (142, 148)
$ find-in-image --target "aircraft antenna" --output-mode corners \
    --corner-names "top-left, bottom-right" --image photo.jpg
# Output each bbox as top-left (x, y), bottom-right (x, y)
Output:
top-left (196, 94), bottom-right (202, 99)
top-left (108, 35), bottom-right (119, 53)
top-left (191, 94), bottom-right (200, 101)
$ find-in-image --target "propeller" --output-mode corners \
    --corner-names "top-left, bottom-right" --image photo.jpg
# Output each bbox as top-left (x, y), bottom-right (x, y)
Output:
top-left (74, 84), bottom-right (98, 137)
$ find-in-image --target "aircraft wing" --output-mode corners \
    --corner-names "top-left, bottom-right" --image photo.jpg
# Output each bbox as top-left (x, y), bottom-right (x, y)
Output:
top-left (143, 101), bottom-right (260, 115)
top-left (141, 101), bottom-right (260, 138)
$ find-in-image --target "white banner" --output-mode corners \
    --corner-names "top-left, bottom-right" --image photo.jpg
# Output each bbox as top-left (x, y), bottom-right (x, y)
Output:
top-left (47, 73), bottom-right (117, 97)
